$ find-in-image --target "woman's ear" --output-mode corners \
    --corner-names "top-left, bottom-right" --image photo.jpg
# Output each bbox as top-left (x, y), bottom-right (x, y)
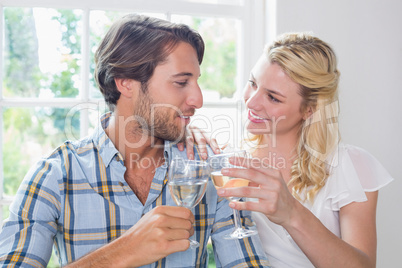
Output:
top-left (303, 106), bottom-right (313, 120)
top-left (114, 78), bottom-right (139, 98)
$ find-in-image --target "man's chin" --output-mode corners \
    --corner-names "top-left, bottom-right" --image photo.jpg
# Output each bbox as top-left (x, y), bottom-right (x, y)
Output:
top-left (154, 132), bottom-right (186, 145)
top-left (166, 134), bottom-right (186, 144)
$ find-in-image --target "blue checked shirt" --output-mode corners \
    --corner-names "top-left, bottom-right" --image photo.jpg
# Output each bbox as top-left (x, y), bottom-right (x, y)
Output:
top-left (0, 113), bottom-right (270, 268)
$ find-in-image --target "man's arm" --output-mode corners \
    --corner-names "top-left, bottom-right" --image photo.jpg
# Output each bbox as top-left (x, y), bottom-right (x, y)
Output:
top-left (0, 160), bottom-right (61, 267)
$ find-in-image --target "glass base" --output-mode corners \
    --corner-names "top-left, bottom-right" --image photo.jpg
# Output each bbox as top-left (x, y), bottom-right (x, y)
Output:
top-left (189, 239), bottom-right (200, 248)
top-left (224, 228), bottom-right (258, 240)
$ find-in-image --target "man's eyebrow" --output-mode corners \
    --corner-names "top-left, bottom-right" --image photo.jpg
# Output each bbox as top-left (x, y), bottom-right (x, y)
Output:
top-left (171, 72), bottom-right (194, 78)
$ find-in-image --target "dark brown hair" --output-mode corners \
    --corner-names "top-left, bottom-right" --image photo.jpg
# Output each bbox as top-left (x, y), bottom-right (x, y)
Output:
top-left (94, 14), bottom-right (205, 111)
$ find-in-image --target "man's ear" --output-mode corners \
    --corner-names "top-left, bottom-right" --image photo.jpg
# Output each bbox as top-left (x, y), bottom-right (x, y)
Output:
top-left (114, 78), bottom-right (139, 98)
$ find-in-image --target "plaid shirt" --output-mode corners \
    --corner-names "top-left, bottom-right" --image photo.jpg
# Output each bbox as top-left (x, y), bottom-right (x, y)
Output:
top-left (0, 113), bottom-right (270, 268)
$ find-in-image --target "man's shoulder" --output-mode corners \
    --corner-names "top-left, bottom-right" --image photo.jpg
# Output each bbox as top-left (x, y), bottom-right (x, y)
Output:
top-left (22, 136), bottom-right (95, 188)
top-left (26, 136), bottom-right (94, 178)
top-left (46, 136), bottom-right (94, 159)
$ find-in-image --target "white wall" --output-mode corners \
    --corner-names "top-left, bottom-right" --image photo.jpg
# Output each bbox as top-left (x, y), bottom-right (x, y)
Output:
top-left (269, 0), bottom-right (402, 266)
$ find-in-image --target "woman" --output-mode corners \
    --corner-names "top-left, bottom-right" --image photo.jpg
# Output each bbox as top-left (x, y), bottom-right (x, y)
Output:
top-left (183, 32), bottom-right (393, 267)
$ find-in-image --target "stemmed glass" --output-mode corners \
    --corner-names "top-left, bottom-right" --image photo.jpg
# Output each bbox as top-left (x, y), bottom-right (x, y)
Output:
top-left (168, 159), bottom-right (210, 248)
top-left (208, 150), bottom-right (258, 239)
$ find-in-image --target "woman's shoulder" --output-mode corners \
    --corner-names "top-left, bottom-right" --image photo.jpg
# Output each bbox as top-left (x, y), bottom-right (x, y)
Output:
top-left (321, 143), bottom-right (393, 210)
top-left (334, 143), bottom-right (393, 188)
top-left (332, 143), bottom-right (376, 163)
top-left (338, 143), bottom-right (377, 160)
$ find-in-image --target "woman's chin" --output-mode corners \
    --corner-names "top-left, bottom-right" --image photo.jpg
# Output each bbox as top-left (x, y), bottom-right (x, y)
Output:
top-left (246, 127), bottom-right (270, 136)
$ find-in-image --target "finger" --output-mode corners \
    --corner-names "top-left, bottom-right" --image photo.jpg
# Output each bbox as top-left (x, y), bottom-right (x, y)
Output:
top-left (228, 199), bottom-right (268, 215)
top-left (196, 143), bottom-right (208, 160)
top-left (154, 206), bottom-right (195, 223)
top-left (193, 132), bottom-right (209, 160)
top-left (210, 138), bottom-right (221, 154)
top-left (231, 156), bottom-right (278, 170)
top-left (164, 227), bottom-right (193, 241)
top-left (229, 156), bottom-right (280, 179)
top-left (177, 142), bottom-right (185, 152)
top-left (220, 143), bottom-right (229, 152)
top-left (185, 136), bottom-right (195, 160)
top-left (217, 185), bottom-right (266, 200)
top-left (221, 165), bottom-right (270, 186)
top-left (165, 239), bottom-right (191, 254)
top-left (249, 181), bottom-right (259, 187)
top-left (160, 217), bottom-right (195, 232)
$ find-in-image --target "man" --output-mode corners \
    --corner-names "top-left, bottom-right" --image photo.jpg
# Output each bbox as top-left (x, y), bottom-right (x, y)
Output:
top-left (0, 14), bottom-right (270, 267)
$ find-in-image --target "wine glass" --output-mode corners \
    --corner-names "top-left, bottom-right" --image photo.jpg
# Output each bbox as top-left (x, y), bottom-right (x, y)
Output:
top-left (208, 150), bottom-right (258, 239)
top-left (168, 159), bottom-right (210, 248)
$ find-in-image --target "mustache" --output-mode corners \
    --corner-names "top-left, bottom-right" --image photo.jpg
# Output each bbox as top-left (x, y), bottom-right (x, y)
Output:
top-left (176, 108), bottom-right (196, 117)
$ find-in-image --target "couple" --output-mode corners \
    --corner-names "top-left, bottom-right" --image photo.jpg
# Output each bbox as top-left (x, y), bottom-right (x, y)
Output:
top-left (0, 14), bottom-right (392, 267)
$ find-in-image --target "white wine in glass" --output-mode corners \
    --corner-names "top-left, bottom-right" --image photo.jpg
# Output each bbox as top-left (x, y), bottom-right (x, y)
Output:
top-left (168, 159), bottom-right (209, 248)
top-left (208, 150), bottom-right (257, 239)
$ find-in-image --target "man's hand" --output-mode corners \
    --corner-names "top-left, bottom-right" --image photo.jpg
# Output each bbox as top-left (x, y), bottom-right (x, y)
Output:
top-left (66, 206), bottom-right (195, 267)
top-left (121, 206), bottom-right (195, 265)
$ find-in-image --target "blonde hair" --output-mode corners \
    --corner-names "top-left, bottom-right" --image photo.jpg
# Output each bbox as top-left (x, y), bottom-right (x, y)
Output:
top-left (254, 32), bottom-right (341, 202)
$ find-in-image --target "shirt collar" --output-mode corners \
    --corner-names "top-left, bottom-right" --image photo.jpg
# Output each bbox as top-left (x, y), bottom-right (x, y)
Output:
top-left (92, 112), bottom-right (123, 167)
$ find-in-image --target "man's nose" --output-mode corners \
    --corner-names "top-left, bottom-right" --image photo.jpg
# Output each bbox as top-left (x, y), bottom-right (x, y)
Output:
top-left (187, 84), bottom-right (203, 109)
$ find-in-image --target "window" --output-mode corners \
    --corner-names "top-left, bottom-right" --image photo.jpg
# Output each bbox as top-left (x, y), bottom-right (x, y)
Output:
top-left (0, 0), bottom-right (266, 265)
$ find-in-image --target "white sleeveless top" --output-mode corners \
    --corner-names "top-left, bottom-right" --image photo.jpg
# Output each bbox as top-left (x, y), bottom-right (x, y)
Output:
top-left (252, 144), bottom-right (393, 268)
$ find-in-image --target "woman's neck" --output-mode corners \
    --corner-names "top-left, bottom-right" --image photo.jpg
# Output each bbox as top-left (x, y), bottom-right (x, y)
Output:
top-left (252, 133), bottom-right (299, 183)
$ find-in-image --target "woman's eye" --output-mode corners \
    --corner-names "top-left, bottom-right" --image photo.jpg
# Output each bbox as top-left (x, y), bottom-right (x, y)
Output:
top-left (269, 94), bottom-right (280, 103)
top-left (248, 80), bottom-right (256, 88)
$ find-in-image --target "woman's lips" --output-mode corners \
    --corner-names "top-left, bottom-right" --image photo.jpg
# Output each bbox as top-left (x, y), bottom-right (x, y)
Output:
top-left (248, 110), bottom-right (269, 123)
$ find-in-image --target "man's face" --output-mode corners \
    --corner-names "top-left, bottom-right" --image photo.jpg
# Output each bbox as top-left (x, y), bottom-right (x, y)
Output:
top-left (133, 42), bottom-right (203, 143)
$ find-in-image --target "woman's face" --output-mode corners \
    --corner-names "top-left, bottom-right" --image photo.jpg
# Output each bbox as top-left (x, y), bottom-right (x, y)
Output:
top-left (243, 55), bottom-right (307, 138)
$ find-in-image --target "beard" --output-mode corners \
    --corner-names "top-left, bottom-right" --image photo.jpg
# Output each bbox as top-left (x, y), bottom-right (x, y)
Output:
top-left (132, 85), bottom-right (191, 143)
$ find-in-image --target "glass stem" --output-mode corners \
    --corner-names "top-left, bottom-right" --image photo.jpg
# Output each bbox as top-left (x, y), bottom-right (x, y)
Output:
top-left (232, 208), bottom-right (242, 230)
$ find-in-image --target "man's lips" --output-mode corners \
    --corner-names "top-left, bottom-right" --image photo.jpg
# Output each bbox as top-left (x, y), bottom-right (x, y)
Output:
top-left (248, 110), bottom-right (269, 123)
top-left (179, 115), bottom-right (192, 119)
top-left (177, 114), bottom-right (194, 125)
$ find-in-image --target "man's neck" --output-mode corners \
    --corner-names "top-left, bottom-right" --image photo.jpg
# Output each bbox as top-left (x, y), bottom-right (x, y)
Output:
top-left (105, 113), bottom-right (165, 164)
top-left (105, 113), bottom-right (165, 204)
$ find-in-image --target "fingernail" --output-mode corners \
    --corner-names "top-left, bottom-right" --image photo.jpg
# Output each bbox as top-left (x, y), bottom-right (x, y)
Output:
top-left (217, 189), bottom-right (225, 195)
top-left (202, 153), bottom-right (208, 159)
top-left (189, 154), bottom-right (194, 160)
top-left (221, 168), bottom-right (229, 175)
top-left (229, 202), bottom-right (236, 209)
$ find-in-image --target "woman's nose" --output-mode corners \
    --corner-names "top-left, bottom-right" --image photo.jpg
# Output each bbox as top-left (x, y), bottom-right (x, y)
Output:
top-left (245, 87), bottom-right (262, 111)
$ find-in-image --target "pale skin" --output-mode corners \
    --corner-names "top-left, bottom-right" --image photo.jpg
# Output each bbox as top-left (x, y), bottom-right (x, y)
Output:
top-left (188, 56), bottom-right (378, 267)
top-left (66, 42), bottom-right (203, 267)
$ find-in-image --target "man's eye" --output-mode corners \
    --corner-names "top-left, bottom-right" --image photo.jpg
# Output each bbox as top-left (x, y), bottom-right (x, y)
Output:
top-left (176, 81), bottom-right (188, 87)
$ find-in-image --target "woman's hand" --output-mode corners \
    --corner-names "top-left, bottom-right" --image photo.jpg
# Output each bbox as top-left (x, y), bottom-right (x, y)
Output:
top-left (177, 125), bottom-right (221, 160)
top-left (216, 156), bottom-right (298, 226)
top-left (217, 157), bottom-right (378, 268)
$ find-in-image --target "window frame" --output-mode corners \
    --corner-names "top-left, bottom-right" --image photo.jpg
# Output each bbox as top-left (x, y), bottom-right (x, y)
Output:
top-left (0, 0), bottom-right (267, 218)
